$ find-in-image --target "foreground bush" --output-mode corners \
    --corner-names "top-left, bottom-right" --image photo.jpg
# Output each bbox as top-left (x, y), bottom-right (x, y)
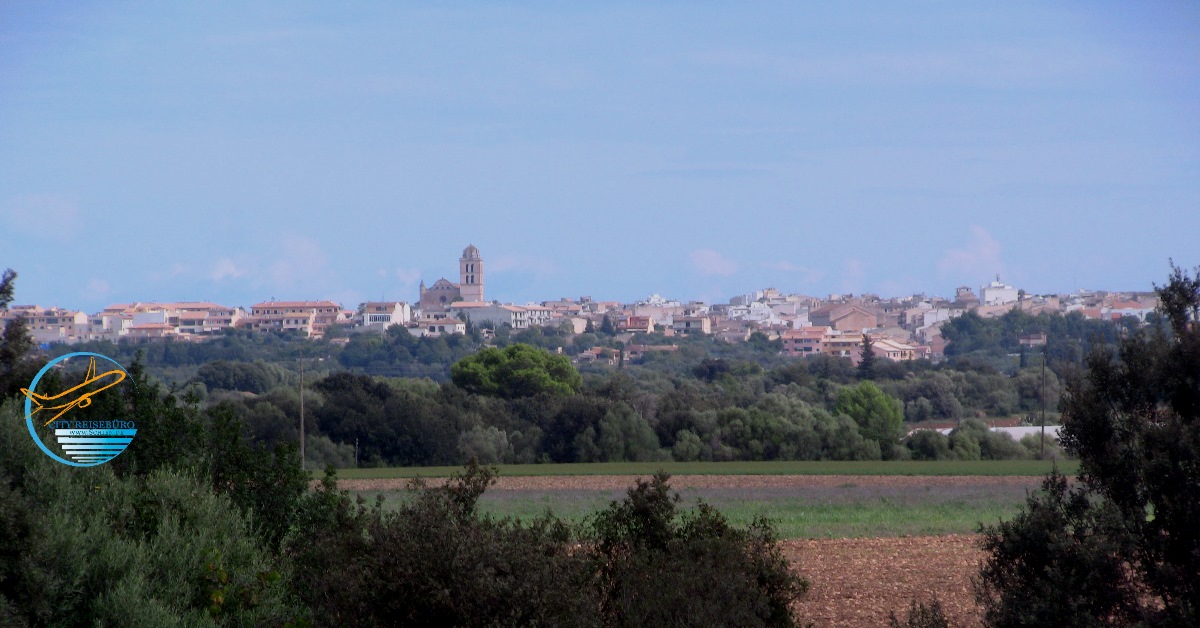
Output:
top-left (0, 402), bottom-right (298, 625)
top-left (285, 463), bottom-right (808, 627)
top-left (286, 464), bottom-right (597, 626)
top-left (588, 472), bottom-right (808, 627)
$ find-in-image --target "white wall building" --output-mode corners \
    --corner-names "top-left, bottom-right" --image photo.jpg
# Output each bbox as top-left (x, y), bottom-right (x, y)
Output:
top-left (448, 302), bottom-right (552, 330)
top-left (981, 278), bottom-right (1020, 306)
top-left (358, 301), bottom-right (413, 328)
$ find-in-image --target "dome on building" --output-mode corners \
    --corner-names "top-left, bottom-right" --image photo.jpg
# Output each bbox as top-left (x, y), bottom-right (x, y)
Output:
top-left (461, 244), bottom-right (481, 260)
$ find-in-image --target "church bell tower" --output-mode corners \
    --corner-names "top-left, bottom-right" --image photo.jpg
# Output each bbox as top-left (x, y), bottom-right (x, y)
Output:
top-left (459, 244), bottom-right (484, 302)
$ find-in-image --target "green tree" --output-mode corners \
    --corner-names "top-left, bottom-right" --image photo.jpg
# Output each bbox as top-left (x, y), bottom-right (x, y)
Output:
top-left (976, 264), bottom-right (1200, 626)
top-left (587, 472), bottom-right (808, 626)
top-left (451, 343), bottom-right (582, 399)
top-left (858, 334), bottom-right (876, 380)
top-left (906, 429), bottom-right (953, 460)
top-left (693, 358), bottom-right (731, 382)
top-left (0, 269), bottom-right (15, 309)
top-left (1156, 260), bottom-right (1200, 333)
top-left (596, 402), bottom-right (665, 462)
top-left (671, 429), bottom-right (703, 461)
top-left (0, 269), bottom-right (35, 398)
top-left (835, 381), bottom-right (905, 457)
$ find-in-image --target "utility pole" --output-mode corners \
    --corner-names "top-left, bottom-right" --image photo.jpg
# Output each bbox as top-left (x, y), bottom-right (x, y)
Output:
top-left (300, 347), bottom-right (306, 470)
top-left (1040, 343), bottom-right (1047, 460)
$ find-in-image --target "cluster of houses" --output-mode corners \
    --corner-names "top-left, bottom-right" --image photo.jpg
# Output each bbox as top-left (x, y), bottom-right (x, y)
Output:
top-left (2, 246), bottom-right (1160, 365)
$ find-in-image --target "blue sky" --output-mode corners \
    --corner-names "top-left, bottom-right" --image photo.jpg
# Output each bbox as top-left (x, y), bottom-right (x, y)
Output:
top-left (2, 2), bottom-right (1198, 311)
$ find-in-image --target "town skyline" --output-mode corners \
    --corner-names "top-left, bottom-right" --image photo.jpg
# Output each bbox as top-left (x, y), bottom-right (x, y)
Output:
top-left (2, 241), bottom-right (1163, 359)
top-left (0, 242), bottom-right (1168, 316)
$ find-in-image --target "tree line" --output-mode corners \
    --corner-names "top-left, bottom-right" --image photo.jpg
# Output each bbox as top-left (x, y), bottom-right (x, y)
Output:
top-left (183, 340), bottom-right (1062, 470)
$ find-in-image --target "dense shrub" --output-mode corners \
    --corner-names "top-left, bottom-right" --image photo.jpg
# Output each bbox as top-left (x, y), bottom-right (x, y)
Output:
top-left (889, 598), bottom-right (951, 628)
top-left (286, 464), bottom-right (597, 627)
top-left (588, 472), bottom-right (808, 627)
top-left (0, 402), bottom-right (298, 625)
top-left (906, 430), bottom-right (953, 460)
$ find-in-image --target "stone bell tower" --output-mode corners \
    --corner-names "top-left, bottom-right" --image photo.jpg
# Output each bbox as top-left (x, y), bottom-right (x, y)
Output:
top-left (459, 244), bottom-right (484, 302)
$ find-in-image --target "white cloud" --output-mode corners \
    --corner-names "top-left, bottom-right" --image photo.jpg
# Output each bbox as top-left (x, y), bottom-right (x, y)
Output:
top-left (938, 226), bottom-right (1005, 282)
top-left (763, 261), bottom-right (823, 284)
top-left (149, 263), bottom-right (189, 281)
top-left (206, 233), bottom-right (337, 296)
top-left (393, 267), bottom-right (422, 287)
top-left (2, 194), bottom-right (83, 242)
top-left (840, 258), bottom-right (866, 294)
top-left (489, 254), bottom-right (557, 277)
top-left (690, 249), bottom-right (738, 276)
top-left (83, 278), bottom-right (110, 300)
top-left (269, 233), bottom-right (329, 287)
top-left (210, 258), bottom-right (247, 281)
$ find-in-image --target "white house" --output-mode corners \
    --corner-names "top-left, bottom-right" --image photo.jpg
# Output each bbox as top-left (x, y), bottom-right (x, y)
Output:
top-left (448, 302), bottom-right (551, 330)
top-left (407, 317), bottom-right (466, 337)
top-left (980, 278), bottom-right (1019, 306)
top-left (358, 301), bottom-right (412, 328)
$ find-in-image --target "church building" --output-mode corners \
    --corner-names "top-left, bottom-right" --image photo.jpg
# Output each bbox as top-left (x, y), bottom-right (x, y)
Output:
top-left (418, 244), bottom-right (485, 312)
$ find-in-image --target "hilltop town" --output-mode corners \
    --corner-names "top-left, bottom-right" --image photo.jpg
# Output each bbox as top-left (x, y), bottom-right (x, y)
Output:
top-left (2, 244), bottom-right (1159, 365)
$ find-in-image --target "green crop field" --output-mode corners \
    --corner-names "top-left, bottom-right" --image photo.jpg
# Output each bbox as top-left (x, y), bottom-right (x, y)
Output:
top-left (353, 478), bottom-right (1040, 539)
top-left (333, 458), bottom-right (1078, 480)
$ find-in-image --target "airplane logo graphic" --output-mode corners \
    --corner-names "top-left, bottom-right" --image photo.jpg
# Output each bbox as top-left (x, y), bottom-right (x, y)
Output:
top-left (21, 356), bottom-right (127, 426)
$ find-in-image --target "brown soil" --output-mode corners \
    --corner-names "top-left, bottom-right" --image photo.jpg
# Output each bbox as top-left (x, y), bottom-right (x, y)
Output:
top-left (783, 535), bottom-right (985, 627)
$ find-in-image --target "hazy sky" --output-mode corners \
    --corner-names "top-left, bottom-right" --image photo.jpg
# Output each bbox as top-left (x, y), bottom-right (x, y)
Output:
top-left (3, 2), bottom-right (1198, 311)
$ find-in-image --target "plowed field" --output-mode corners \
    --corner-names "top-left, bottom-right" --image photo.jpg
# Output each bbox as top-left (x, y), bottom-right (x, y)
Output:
top-left (783, 534), bottom-right (984, 627)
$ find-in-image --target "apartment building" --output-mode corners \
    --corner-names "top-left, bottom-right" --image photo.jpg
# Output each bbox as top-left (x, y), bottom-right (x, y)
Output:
top-left (671, 315), bottom-right (711, 335)
top-left (781, 326), bottom-right (829, 356)
top-left (0, 305), bottom-right (89, 344)
top-left (447, 302), bottom-right (549, 330)
top-left (245, 300), bottom-right (341, 338)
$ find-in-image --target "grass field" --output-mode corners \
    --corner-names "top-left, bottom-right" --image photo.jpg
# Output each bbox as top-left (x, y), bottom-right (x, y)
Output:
top-left (351, 476), bottom-right (1048, 539)
top-left (334, 458), bottom-right (1078, 480)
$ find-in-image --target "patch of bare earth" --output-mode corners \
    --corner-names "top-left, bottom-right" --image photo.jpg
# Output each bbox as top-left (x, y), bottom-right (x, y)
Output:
top-left (783, 535), bottom-right (984, 627)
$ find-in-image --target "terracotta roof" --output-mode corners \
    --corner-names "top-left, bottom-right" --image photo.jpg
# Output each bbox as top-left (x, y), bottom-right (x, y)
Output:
top-left (251, 301), bottom-right (339, 309)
